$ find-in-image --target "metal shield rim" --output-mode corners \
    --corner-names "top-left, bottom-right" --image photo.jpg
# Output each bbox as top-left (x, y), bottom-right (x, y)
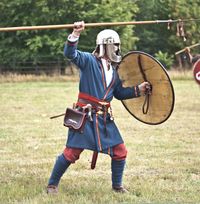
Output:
top-left (120, 50), bottom-right (175, 125)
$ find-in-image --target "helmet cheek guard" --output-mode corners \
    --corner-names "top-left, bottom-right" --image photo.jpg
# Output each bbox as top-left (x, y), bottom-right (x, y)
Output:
top-left (106, 44), bottom-right (122, 63)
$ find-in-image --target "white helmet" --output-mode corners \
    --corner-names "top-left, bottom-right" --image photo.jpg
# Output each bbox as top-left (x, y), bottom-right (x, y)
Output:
top-left (94, 29), bottom-right (122, 63)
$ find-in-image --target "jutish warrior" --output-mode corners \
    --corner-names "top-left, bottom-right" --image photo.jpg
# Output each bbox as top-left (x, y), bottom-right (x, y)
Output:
top-left (185, 47), bottom-right (200, 65)
top-left (47, 21), bottom-right (150, 194)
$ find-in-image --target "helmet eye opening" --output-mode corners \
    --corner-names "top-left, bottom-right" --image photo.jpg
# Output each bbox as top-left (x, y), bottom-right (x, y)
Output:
top-left (103, 37), bottom-right (114, 44)
top-left (96, 29), bottom-right (121, 45)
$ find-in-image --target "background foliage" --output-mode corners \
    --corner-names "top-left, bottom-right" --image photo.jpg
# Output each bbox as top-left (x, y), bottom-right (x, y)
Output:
top-left (0, 0), bottom-right (199, 67)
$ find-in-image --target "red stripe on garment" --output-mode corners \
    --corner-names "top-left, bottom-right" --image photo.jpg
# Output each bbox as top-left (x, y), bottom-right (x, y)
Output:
top-left (134, 86), bottom-right (138, 97)
top-left (103, 74), bottom-right (115, 100)
top-left (76, 102), bottom-right (87, 108)
top-left (99, 62), bottom-right (106, 89)
top-left (108, 147), bottom-right (110, 155)
top-left (95, 113), bottom-right (102, 151)
top-left (78, 92), bottom-right (110, 107)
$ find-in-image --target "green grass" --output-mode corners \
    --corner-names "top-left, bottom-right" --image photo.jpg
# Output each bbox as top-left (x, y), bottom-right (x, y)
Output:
top-left (0, 77), bottom-right (200, 204)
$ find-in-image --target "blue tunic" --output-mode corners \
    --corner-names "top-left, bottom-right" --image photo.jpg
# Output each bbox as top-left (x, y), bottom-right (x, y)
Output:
top-left (64, 39), bottom-right (140, 155)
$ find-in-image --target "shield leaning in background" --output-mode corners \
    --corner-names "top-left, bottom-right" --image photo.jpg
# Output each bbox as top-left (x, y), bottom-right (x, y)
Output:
top-left (118, 51), bottom-right (175, 125)
top-left (193, 59), bottom-right (200, 85)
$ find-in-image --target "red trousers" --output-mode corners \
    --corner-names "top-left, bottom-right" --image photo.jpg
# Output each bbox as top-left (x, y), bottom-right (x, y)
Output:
top-left (63, 143), bottom-right (127, 163)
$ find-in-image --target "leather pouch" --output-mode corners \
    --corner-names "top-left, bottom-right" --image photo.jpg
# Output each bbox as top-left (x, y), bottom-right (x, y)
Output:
top-left (63, 108), bottom-right (86, 133)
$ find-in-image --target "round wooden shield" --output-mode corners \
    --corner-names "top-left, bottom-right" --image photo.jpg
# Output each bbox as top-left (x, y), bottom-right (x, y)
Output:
top-left (193, 59), bottom-right (200, 85)
top-left (118, 51), bottom-right (175, 125)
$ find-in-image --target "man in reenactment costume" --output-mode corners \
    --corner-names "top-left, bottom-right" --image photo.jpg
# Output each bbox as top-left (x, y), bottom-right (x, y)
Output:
top-left (185, 47), bottom-right (200, 65)
top-left (47, 21), bottom-right (150, 194)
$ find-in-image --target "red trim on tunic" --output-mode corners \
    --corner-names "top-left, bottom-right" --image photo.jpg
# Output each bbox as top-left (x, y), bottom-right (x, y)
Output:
top-left (96, 113), bottom-right (102, 151)
top-left (103, 73), bottom-right (115, 100)
top-left (108, 147), bottom-right (110, 155)
top-left (99, 62), bottom-right (106, 89)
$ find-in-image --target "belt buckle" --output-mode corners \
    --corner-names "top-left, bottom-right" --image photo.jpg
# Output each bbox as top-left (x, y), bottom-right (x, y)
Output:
top-left (97, 110), bottom-right (104, 115)
top-left (99, 101), bottom-right (109, 106)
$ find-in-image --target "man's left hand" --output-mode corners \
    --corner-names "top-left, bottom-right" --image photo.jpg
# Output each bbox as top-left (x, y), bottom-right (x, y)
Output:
top-left (138, 81), bottom-right (152, 95)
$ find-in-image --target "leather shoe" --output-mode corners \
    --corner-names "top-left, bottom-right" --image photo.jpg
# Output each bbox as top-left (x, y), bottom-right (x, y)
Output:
top-left (112, 186), bottom-right (129, 193)
top-left (47, 185), bottom-right (58, 194)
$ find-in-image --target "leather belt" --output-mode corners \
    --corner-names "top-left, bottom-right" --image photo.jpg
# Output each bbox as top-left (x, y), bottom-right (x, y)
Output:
top-left (77, 98), bottom-right (110, 112)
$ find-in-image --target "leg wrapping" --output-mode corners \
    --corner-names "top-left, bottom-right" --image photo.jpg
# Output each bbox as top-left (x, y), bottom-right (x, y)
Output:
top-left (48, 154), bottom-right (71, 186)
top-left (111, 159), bottom-right (126, 187)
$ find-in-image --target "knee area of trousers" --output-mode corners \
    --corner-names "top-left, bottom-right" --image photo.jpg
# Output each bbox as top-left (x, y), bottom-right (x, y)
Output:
top-left (63, 147), bottom-right (81, 163)
top-left (112, 143), bottom-right (127, 160)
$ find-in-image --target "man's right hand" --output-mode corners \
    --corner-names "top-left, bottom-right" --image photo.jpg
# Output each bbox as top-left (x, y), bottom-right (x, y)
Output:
top-left (72, 21), bottom-right (85, 37)
top-left (185, 47), bottom-right (190, 53)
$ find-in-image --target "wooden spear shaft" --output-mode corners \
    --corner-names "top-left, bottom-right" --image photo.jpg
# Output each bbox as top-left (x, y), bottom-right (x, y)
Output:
top-left (0, 20), bottom-right (175, 32)
top-left (175, 43), bottom-right (200, 55)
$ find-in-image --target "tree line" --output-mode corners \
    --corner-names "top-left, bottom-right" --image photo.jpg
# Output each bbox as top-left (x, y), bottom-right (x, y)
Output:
top-left (0, 0), bottom-right (199, 70)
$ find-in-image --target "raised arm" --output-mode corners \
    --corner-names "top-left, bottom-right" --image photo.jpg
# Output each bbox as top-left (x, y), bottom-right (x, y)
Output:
top-left (64, 21), bottom-right (91, 69)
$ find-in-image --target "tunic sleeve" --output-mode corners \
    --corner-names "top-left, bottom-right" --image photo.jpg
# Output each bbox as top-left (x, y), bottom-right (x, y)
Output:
top-left (113, 73), bottom-right (141, 100)
top-left (63, 36), bottom-right (91, 71)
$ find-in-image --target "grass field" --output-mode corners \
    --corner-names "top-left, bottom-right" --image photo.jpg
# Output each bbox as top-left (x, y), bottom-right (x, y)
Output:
top-left (0, 73), bottom-right (200, 204)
